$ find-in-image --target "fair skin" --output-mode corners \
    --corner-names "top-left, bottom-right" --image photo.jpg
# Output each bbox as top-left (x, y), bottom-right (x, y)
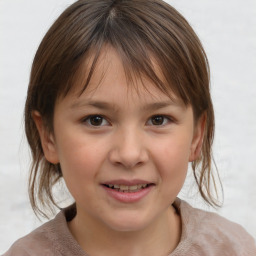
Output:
top-left (33, 47), bottom-right (205, 256)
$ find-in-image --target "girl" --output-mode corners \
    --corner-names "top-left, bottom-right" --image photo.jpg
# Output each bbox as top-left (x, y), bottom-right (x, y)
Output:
top-left (3, 0), bottom-right (256, 255)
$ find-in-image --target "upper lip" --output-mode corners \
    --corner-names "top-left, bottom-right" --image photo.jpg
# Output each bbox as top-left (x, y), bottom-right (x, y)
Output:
top-left (101, 179), bottom-right (154, 186)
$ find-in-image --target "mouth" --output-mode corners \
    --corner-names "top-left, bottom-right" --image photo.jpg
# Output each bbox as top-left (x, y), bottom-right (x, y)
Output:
top-left (101, 180), bottom-right (155, 203)
top-left (102, 183), bottom-right (153, 193)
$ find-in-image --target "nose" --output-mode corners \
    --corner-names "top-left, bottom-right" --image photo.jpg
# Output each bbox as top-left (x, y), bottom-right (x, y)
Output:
top-left (108, 128), bottom-right (149, 169)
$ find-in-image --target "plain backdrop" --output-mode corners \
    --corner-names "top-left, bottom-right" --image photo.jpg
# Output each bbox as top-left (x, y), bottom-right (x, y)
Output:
top-left (0, 0), bottom-right (256, 253)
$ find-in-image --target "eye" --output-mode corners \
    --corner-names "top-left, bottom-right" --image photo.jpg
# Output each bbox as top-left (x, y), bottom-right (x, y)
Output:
top-left (147, 115), bottom-right (171, 126)
top-left (83, 115), bottom-right (109, 127)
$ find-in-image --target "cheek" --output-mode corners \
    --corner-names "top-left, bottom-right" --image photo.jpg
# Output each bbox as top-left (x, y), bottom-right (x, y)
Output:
top-left (153, 133), bottom-right (192, 168)
top-left (55, 133), bottom-right (108, 192)
top-left (57, 129), bottom-right (105, 165)
top-left (152, 134), bottom-right (192, 192)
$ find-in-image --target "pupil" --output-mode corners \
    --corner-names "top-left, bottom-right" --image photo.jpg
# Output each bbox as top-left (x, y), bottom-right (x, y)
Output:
top-left (90, 116), bottom-right (102, 126)
top-left (152, 116), bottom-right (163, 125)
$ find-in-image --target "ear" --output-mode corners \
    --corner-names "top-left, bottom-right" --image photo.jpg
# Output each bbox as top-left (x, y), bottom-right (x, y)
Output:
top-left (32, 111), bottom-right (59, 164)
top-left (189, 114), bottom-right (206, 162)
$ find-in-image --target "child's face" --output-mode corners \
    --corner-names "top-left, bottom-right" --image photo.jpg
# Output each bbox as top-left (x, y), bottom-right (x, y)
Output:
top-left (36, 47), bottom-right (204, 232)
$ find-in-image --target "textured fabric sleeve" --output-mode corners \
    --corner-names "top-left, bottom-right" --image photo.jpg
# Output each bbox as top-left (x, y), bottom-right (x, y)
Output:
top-left (2, 207), bottom-right (86, 256)
top-left (2, 240), bottom-right (32, 256)
top-left (170, 199), bottom-right (256, 256)
top-left (2, 236), bottom-right (59, 256)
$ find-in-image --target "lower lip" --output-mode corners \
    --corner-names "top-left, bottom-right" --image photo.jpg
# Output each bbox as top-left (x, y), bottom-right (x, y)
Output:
top-left (101, 185), bottom-right (153, 203)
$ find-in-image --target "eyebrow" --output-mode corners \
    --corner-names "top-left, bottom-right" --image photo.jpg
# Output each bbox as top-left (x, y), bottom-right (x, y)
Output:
top-left (70, 100), bottom-right (119, 111)
top-left (70, 100), bottom-right (180, 111)
top-left (141, 101), bottom-right (180, 111)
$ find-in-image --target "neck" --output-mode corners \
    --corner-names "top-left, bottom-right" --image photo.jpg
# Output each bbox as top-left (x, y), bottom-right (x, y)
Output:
top-left (68, 206), bottom-right (181, 256)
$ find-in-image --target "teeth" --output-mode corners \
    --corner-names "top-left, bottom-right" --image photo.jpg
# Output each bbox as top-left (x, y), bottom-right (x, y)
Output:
top-left (137, 185), bottom-right (142, 189)
top-left (106, 184), bottom-right (148, 192)
top-left (129, 185), bottom-right (139, 191)
top-left (120, 185), bottom-right (129, 190)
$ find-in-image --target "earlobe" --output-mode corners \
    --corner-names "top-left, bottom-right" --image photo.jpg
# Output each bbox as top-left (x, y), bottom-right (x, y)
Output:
top-left (189, 114), bottom-right (206, 162)
top-left (32, 111), bottom-right (59, 164)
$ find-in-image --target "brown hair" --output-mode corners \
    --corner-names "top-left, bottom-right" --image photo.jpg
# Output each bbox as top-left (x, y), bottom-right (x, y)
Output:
top-left (25, 0), bottom-right (222, 218)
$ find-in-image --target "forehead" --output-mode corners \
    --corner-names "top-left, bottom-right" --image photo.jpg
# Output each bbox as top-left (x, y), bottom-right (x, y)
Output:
top-left (63, 46), bottom-right (181, 104)
top-left (56, 47), bottom-right (186, 111)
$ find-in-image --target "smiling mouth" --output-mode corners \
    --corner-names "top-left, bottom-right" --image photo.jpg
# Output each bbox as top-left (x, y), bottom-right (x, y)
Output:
top-left (103, 184), bottom-right (153, 193)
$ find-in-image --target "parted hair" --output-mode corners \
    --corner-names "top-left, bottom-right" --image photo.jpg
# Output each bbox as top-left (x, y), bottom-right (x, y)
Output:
top-left (25, 0), bottom-right (222, 218)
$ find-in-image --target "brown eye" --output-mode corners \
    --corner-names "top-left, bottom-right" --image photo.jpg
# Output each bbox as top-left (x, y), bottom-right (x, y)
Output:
top-left (147, 115), bottom-right (171, 126)
top-left (90, 116), bottom-right (103, 126)
top-left (151, 116), bottom-right (164, 125)
top-left (84, 115), bottom-right (109, 126)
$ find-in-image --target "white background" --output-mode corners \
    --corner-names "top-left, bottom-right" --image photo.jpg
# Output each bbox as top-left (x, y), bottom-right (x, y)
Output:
top-left (0, 0), bottom-right (256, 253)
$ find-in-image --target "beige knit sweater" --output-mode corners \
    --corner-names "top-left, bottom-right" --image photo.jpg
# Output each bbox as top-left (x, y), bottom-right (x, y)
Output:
top-left (3, 199), bottom-right (256, 256)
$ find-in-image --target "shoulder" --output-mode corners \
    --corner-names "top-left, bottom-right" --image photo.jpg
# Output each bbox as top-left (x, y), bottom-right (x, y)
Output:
top-left (172, 199), bottom-right (256, 256)
top-left (2, 215), bottom-right (62, 256)
top-left (2, 204), bottom-right (85, 256)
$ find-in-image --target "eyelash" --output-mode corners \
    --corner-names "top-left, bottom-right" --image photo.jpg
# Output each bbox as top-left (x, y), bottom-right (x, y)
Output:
top-left (82, 115), bottom-right (110, 127)
top-left (82, 114), bottom-right (174, 127)
top-left (146, 115), bottom-right (174, 126)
